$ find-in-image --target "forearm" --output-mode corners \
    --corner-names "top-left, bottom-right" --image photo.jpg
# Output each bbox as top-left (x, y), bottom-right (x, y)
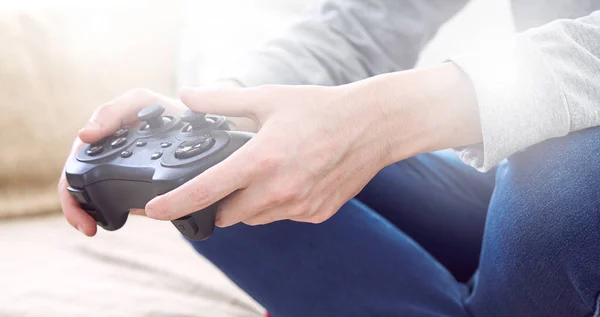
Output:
top-left (347, 63), bottom-right (481, 166)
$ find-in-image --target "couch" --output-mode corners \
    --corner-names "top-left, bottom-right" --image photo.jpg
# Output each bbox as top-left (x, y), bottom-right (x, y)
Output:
top-left (0, 2), bottom-right (263, 316)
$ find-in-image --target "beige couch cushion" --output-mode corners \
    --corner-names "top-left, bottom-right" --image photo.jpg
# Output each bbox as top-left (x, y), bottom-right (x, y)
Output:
top-left (0, 214), bottom-right (263, 317)
top-left (0, 1), bottom-right (183, 218)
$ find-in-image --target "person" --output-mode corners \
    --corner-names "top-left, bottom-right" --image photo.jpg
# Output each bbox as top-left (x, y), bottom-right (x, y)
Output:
top-left (58, 0), bottom-right (600, 316)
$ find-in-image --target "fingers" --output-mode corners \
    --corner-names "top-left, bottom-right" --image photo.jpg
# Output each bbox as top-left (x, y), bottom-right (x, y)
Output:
top-left (58, 177), bottom-right (98, 236)
top-left (215, 174), bottom-right (312, 227)
top-left (213, 185), bottom-right (268, 227)
top-left (179, 86), bottom-right (274, 118)
top-left (58, 138), bottom-right (97, 236)
top-left (129, 209), bottom-right (147, 216)
top-left (79, 88), bottom-right (183, 144)
top-left (145, 143), bottom-right (254, 221)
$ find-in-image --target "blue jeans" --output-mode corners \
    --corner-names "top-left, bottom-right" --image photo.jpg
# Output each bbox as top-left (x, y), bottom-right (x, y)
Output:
top-left (189, 128), bottom-right (600, 317)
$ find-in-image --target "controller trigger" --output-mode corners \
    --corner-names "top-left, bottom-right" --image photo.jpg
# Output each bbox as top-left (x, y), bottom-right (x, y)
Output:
top-left (171, 216), bottom-right (199, 237)
top-left (170, 204), bottom-right (218, 240)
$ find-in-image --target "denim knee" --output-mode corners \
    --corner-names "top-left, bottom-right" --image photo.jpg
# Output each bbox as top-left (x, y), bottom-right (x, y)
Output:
top-left (497, 127), bottom-right (600, 247)
top-left (480, 127), bottom-right (600, 314)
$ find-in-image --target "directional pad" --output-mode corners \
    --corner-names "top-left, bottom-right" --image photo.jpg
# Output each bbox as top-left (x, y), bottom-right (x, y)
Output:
top-left (175, 135), bottom-right (215, 159)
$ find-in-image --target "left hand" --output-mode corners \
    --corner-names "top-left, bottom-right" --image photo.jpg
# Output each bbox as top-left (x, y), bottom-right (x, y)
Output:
top-left (145, 83), bottom-right (396, 226)
top-left (145, 63), bottom-right (481, 227)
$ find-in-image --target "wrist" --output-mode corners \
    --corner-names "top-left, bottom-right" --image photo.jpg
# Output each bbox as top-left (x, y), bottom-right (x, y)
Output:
top-left (353, 63), bottom-right (481, 166)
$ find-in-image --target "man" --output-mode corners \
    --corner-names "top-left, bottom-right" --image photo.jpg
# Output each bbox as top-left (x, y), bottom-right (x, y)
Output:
top-left (59, 0), bottom-right (600, 316)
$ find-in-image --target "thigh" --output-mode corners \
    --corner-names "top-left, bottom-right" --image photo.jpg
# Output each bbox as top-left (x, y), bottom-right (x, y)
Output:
top-left (189, 199), bottom-right (470, 317)
top-left (468, 128), bottom-right (600, 316)
top-left (356, 150), bottom-right (495, 282)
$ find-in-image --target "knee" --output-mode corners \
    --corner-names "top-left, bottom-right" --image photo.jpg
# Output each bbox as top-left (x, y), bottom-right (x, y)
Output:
top-left (492, 127), bottom-right (600, 261)
top-left (477, 128), bottom-right (600, 314)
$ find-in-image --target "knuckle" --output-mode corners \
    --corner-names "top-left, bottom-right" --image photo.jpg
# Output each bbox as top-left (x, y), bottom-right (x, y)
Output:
top-left (278, 187), bottom-right (301, 203)
top-left (91, 103), bottom-right (120, 126)
top-left (255, 153), bottom-right (282, 172)
top-left (244, 218), bottom-right (265, 226)
top-left (271, 184), bottom-right (303, 206)
top-left (265, 177), bottom-right (310, 208)
top-left (289, 203), bottom-right (309, 217)
top-left (94, 102), bottom-right (115, 117)
top-left (128, 87), bottom-right (153, 100)
top-left (307, 212), bottom-right (330, 224)
top-left (127, 88), bottom-right (158, 107)
top-left (306, 204), bottom-right (337, 224)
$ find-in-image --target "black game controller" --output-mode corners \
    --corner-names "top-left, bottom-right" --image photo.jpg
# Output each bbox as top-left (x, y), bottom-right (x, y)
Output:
top-left (64, 104), bottom-right (253, 240)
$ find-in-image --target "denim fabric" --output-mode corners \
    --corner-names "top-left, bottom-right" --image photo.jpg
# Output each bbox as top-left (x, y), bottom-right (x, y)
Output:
top-left (188, 128), bottom-right (600, 317)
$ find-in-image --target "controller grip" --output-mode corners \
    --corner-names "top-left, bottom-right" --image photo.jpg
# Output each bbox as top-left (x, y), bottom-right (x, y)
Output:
top-left (171, 204), bottom-right (217, 240)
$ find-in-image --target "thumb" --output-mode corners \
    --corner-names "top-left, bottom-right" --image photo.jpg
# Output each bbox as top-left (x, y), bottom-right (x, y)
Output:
top-left (179, 86), bottom-right (271, 118)
top-left (78, 103), bottom-right (123, 143)
top-left (78, 89), bottom-right (181, 144)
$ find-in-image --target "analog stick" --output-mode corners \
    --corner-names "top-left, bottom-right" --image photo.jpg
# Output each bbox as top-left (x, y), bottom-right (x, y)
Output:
top-left (181, 109), bottom-right (209, 131)
top-left (138, 104), bottom-right (165, 129)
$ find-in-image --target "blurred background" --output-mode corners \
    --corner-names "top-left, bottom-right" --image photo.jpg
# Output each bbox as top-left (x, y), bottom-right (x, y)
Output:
top-left (0, 0), bottom-right (513, 316)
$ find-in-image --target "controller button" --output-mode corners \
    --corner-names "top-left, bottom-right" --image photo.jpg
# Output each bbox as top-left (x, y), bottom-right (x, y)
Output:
top-left (151, 151), bottom-right (163, 160)
top-left (67, 186), bottom-right (90, 204)
top-left (86, 144), bottom-right (104, 156)
top-left (172, 216), bottom-right (199, 236)
top-left (111, 137), bottom-right (127, 149)
top-left (120, 150), bottom-right (133, 158)
top-left (160, 142), bottom-right (172, 148)
top-left (136, 141), bottom-right (147, 147)
top-left (114, 128), bottom-right (129, 138)
top-left (139, 117), bottom-right (172, 132)
top-left (174, 136), bottom-right (215, 159)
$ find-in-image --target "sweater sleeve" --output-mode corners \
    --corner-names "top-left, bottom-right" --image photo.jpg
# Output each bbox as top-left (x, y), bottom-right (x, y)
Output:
top-left (230, 0), bottom-right (469, 86)
top-left (450, 10), bottom-right (600, 171)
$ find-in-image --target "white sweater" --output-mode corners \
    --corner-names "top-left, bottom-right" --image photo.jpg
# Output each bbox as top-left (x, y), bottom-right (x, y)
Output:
top-left (229, 0), bottom-right (600, 171)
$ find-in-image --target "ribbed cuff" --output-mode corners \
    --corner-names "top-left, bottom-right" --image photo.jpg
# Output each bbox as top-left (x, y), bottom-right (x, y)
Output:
top-left (449, 34), bottom-right (570, 172)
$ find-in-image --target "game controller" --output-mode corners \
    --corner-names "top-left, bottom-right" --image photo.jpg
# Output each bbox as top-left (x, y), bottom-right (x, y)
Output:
top-left (64, 104), bottom-right (254, 240)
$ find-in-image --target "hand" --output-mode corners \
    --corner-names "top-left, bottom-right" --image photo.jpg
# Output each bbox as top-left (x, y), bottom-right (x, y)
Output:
top-left (145, 63), bottom-right (482, 227)
top-left (144, 83), bottom-right (395, 226)
top-left (57, 88), bottom-right (186, 236)
top-left (208, 79), bottom-right (259, 133)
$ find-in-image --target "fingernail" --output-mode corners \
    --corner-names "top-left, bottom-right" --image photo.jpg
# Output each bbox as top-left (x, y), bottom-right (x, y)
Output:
top-left (144, 198), bottom-right (159, 218)
top-left (215, 216), bottom-right (231, 228)
top-left (215, 213), bottom-right (223, 227)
